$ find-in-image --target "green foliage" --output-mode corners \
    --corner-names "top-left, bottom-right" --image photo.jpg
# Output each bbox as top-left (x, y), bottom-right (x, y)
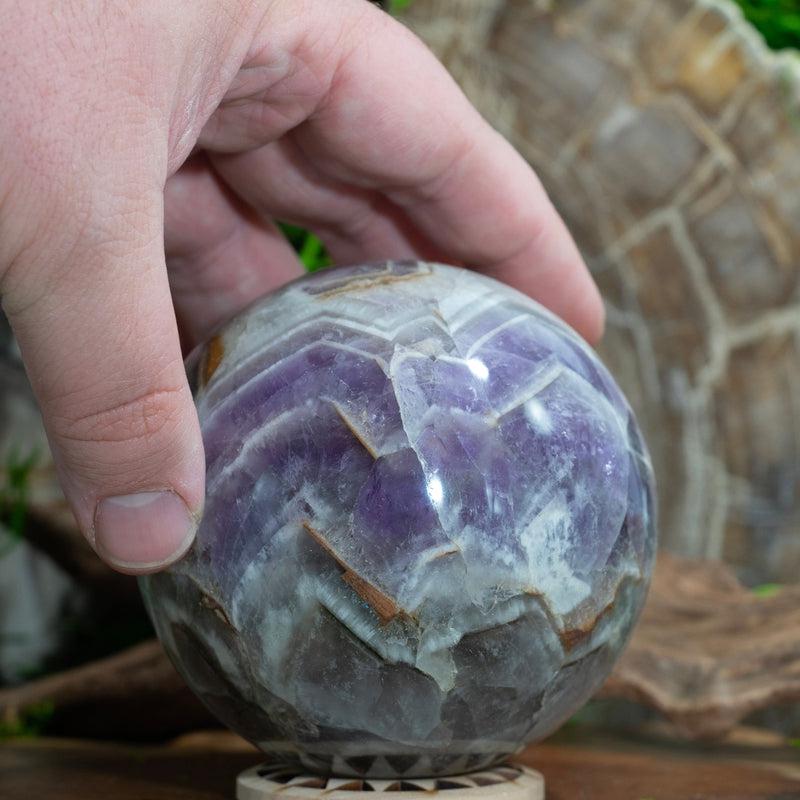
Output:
top-left (388, 0), bottom-right (800, 51)
top-left (0, 700), bottom-right (55, 740)
top-left (0, 446), bottom-right (38, 558)
top-left (279, 223), bottom-right (332, 272)
top-left (388, 0), bottom-right (414, 12)
top-left (278, 1), bottom-right (414, 270)
top-left (734, 0), bottom-right (800, 50)
top-left (752, 582), bottom-right (783, 597)
top-left (790, 737), bottom-right (800, 748)
top-left (298, 232), bottom-right (331, 272)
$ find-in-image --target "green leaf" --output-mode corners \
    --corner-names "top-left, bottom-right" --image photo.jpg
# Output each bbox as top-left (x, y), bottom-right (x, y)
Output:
top-left (0, 701), bottom-right (55, 740)
top-left (278, 223), bottom-right (331, 272)
top-left (299, 233), bottom-right (332, 272)
top-left (733, 0), bottom-right (800, 50)
top-left (752, 583), bottom-right (783, 598)
top-left (0, 445), bottom-right (39, 557)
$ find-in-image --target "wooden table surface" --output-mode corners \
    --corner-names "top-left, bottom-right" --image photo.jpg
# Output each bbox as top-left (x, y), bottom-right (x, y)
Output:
top-left (2, 728), bottom-right (799, 800)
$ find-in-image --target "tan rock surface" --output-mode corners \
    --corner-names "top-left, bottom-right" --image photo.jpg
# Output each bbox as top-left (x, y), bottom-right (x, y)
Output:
top-left (403, 0), bottom-right (800, 584)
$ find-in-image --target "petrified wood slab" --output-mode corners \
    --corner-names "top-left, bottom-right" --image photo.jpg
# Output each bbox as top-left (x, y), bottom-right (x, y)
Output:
top-left (599, 552), bottom-right (800, 738)
top-left (0, 640), bottom-right (214, 740)
top-left (401, 0), bottom-right (800, 587)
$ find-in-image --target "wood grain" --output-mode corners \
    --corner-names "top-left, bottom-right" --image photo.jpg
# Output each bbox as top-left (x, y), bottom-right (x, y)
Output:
top-left (1, 730), bottom-right (798, 800)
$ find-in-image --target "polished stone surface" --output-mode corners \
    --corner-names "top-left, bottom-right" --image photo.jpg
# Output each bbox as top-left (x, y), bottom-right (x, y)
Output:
top-left (141, 262), bottom-right (656, 777)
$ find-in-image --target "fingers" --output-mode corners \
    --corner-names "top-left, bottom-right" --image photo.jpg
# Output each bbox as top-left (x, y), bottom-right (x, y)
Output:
top-left (2, 180), bottom-right (204, 574)
top-left (165, 154), bottom-right (304, 349)
top-left (298, 6), bottom-right (603, 340)
top-left (210, 138), bottom-right (448, 267)
top-left (0, 0), bottom-right (603, 588)
top-left (385, 128), bottom-right (606, 343)
top-left (214, 0), bottom-right (603, 340)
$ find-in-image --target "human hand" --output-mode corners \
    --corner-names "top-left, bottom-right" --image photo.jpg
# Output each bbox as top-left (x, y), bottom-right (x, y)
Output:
top-left (0, 0), bottom-right (603, 574)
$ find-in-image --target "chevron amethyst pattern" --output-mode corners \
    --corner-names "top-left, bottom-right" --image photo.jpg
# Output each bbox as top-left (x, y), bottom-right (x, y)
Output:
top-left (140, 261), bottom-right (656, 778)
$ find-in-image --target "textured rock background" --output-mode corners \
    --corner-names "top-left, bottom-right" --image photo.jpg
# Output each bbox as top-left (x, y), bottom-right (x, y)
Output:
top-left (1, 0), bottom-right (798, 737)
top-left (402, 0), bottom-right (800, 585)
top-left (3, 0), bottom-right (797, 594)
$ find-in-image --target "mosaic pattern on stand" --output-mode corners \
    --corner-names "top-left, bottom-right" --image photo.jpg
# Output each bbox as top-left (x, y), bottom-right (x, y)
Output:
top-left (245, 760), bottom-right (529, 792)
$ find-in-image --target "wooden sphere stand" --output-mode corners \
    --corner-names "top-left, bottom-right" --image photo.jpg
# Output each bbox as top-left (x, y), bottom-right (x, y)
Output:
top-left (237, 761), bottom-right (544, 800)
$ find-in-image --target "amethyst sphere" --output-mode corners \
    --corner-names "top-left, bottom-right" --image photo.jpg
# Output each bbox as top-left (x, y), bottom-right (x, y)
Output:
top-left (141, 261), bottom-right (656, 778)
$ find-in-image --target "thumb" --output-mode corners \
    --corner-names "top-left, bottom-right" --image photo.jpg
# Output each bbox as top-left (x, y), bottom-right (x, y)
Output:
top-left (1, 179), bottom-right (204, 574)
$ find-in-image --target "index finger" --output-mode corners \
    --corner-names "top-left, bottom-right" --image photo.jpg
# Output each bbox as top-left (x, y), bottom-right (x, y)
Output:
top-left (293, 2), bottom-right (604, 341)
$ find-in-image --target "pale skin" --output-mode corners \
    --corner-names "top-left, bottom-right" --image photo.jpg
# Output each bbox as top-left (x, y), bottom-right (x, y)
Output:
top-left (0, 0), bottom-right (604, 574)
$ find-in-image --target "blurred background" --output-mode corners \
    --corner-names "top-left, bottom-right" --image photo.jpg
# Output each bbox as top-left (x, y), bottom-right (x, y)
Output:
top-left (1, 0), bottom-right (799, 751)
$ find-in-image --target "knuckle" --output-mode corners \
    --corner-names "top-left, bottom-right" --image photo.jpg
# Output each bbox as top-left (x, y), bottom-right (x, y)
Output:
top-left (52, 384), bottom-right (188, 449)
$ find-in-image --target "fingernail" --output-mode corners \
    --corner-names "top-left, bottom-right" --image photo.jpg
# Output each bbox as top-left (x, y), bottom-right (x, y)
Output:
top-left (94, 490), bottom-right (197, 572)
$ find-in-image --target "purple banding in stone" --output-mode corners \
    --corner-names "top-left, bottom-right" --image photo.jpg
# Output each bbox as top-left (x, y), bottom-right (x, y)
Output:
top-left (141, 261), bottom-right (657, 779)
